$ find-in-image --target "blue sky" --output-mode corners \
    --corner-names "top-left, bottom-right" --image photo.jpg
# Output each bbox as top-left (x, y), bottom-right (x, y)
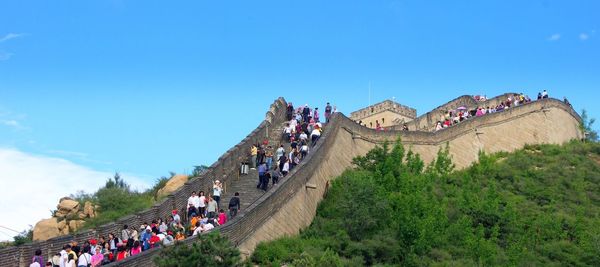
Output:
top-left (0, 0), bottom-right (598, 236)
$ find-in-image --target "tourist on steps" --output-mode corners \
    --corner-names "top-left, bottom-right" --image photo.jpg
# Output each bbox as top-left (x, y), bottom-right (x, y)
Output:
top-left (325, 102), bottom-right (332, 123)
top-left (228, 192), bottom-right (241, 219)
top-left (250, 144), bottom-right (258, 170)
top-left (213, 180), bottom-right (223, 208)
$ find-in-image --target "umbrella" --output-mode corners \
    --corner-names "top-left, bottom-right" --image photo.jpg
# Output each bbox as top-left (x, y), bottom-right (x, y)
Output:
top-left (457, 106), bottom-right (467, 110)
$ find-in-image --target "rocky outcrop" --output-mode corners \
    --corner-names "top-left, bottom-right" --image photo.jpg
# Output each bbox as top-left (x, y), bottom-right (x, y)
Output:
top-left (68, 220), bottom-right (85, 232)
top-left (55, 198), bottom-right (80, 218)
top-left (83, 201), bottom-right (96, 218)
top-left (32, 218), bottom-right (60, 241)
top-left (156, 174), bottom-right (189, 198)
top-left (32, 199), bottom-right (98, 241)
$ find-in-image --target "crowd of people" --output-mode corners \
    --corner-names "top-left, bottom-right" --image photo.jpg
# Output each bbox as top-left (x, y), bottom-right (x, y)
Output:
top-left (251, 102), bottom-right (329, 191)
top-left (34, 202), bottom-right (229, 267)
top-left (30, 101), bottom-right (333, 267)
top-left (434, 90), bottom-right (555, 131)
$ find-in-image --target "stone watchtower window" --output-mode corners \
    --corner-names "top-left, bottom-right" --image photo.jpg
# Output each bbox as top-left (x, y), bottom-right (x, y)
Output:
top-left (382, 118), bottom-right (385, 123)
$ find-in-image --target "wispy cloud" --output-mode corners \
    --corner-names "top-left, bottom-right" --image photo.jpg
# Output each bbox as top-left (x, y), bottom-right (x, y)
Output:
top-left (0, 147), bottom-right (150, 241)
top-left (47, 149), bottom-right (114, 165)
top-left (548, 34), bottom-right (561, 41)
top-left (579, 33), bottom-right (590, 41)
top-left (0, 33), bottom-right (27, 43)
top-left (47, 150), bottom-right (89, 158)
top-left (0, 51), bottom-right (13, 61)
top-left (1, 120), bottom-right (20, 128)
top-left (0, 108), bottom-right (27, 129)
top-left (0, 119), bottom-right (26, 130)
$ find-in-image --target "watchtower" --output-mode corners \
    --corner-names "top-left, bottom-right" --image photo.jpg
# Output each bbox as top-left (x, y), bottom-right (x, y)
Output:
top-left (350, 100), bottom-right (417, 129)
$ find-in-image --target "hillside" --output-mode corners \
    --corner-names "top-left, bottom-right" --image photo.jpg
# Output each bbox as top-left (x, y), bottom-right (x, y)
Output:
top-left (251, 140), bottom-right (600, 266)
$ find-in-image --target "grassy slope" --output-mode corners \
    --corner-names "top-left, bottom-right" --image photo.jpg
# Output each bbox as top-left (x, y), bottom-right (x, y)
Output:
top-left (251, 140), bottom-right (600, 266)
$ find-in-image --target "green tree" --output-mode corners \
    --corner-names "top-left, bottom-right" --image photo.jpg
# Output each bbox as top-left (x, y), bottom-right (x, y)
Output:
top-left (580, 109), bottom-right (598, 142)
top-left (12, 227), bottom-right (33, 246)
top-left (154, 232), bottom-right (241, 267)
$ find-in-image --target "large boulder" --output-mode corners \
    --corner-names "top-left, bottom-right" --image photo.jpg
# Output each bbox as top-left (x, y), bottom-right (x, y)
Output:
top-left (83, 201), bottom-right (96, 218)
top-left (68, 220), bottom-right (85, 232)
top-left (33, 218), bottom-right (60, 241)
top-left (56, 198), bottom-right (80, 218)
top-left (57, 220), bottom-right (67, 231)
top-left (156, 174), bottom-right (188, 198)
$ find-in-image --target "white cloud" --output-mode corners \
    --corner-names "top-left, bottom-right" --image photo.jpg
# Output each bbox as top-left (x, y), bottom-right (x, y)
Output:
top-left (0, 33), bottom-right (26, 43)
top-left (579, 33), bottom-right (589, 41)
top-left (0, 148), bottom-right (150, 241)
top-left (1, 120), bottom-right (19, 127)
top-left (548, 34), bottom-right (561, 41)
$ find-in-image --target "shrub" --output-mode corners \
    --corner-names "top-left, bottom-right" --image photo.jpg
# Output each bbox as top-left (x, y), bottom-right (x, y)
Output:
top-left (251, 141), bottom-right (600, 266)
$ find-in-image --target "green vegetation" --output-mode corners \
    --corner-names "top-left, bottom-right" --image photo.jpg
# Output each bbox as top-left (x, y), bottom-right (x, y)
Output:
top-left (580, 109), bottom-right (598, 142)
top-left (154, 232), bottom-right (241, 267)
top-left (251, 139), bottom-right (600, 266)
top-left (0, 228), bottom-right (33, 249)
top-left (71, 172), bottom-right (176, 230)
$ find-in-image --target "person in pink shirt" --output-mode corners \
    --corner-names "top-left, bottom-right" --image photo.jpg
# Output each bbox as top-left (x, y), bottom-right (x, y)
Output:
top-left (90, 246), bottom-right (104, 267)
top-left (218, 209), bottom-right (228, 225)
top-left (130, 240), bottom-right (142, 256)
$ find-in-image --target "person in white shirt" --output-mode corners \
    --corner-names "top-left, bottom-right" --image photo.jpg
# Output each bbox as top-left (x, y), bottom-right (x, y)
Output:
top-left (283, 124), bottom-right (292, 142)
top-left (77, 247), bottom-right (92, 267)
top-left (542, 89), bottom-right (549, 99)
top-left (289, 118), bottom-right (298, 129)
top-left (275, 145), bottom-right (285, 160)
top-left (198, 191), bottom-right (207, 216)
top-left (299, 132), bottom-right (308, 142)
top-left (59, 245), bottom-right (71, 267)
top-left (282, 159), bottom-right (290, 176)
top-left (213, 180), bottom-right (223, 207)
top-left (192, 222), bottom-right (203, 236)
top-left (202, 222), bottom-right (215, 232)
top-left (187, 191), bottom-right (200, 216)
top-left (300, 143), bottom-right (309, 159)
top-left (311, 128), bottom-right (321, 144)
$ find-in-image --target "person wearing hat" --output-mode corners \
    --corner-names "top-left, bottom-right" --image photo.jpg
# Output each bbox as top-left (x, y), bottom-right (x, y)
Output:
top-left (172, 210), bottom-right (180, 224)
top-left (141, 226), bottom-right (152, 251)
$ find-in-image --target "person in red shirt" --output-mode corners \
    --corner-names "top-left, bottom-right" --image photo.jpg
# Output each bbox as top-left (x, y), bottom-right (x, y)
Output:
top-left (116, 245), bottom-right (128, 261)
top-left (149, 231), bottom-right (161, 249)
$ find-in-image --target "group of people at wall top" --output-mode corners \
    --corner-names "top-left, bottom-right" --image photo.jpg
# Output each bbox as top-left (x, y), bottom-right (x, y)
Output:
top-left (435, 90), bottom-right (565, 131)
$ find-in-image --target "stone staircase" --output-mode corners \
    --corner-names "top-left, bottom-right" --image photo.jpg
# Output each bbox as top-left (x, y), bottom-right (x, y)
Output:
top-left (220, 122), bottom-right (288, 212)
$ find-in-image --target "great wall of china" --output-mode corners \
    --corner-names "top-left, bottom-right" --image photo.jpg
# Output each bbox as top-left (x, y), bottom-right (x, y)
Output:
top-left (0, 95), bottom-right (582, 266)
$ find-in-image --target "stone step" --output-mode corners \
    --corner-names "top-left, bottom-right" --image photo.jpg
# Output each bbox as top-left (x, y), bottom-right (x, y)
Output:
top-left (218, 126), bottom-right (287, 212)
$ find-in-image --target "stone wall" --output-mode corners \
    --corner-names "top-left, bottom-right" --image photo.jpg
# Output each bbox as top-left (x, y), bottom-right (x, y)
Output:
top-left (350, 100), bottom-right (417, 125)
top-left (234, 98), bottom-right (581, 255)
top-left (0, 98), bottom-right (289, 267)
top-left (3, 96), bottom-right (582, 267)
top-left (405, 93), bottom-right (519, 131)
top-left (99, 98), bottom-right (581, 266)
